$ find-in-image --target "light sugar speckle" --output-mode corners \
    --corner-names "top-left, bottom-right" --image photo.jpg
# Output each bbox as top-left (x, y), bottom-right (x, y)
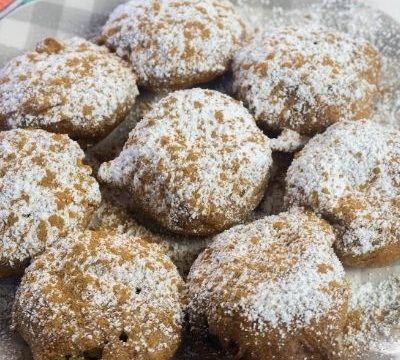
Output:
top-left (99, 88), bottom-right (272, 236)
top-left (12, 231), bottom-right (184, 359)
top-left (100, 0), bottom-right (248, 89)
top-left (0, 37), bottom-right (138, 141)
top-left (187, 208), bottom-right (347, 339)
top-left (0, 129), bottom-right (101, 274)
top-left (286, 120), bottom-right (400, 263)
top-left (232, 25), bottom-right (380, 135)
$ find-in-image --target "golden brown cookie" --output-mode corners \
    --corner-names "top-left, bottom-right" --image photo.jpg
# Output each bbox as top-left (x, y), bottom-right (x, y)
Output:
top-left (89, 192), bottom-right (213, 278)
top-left (99, 88), bottom-right (272, 236)
top-left (286, 120), bottom-right (400, 267)
top-left (12, 230), bottom-right (184, 360)
top-left (187, 207), bottom-right (349, 360)
top-left (0, 37), bottom-right (138, 143)
top-left (99, 0), bottom-right (248, 90)
top-left (232, 26), bottom-right (380, 136)
top-left (0, 129), bottom-right (100, 278)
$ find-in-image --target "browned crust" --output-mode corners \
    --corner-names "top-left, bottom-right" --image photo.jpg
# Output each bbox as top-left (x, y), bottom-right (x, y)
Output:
top-left (335, 241), bottom-right (400, 268)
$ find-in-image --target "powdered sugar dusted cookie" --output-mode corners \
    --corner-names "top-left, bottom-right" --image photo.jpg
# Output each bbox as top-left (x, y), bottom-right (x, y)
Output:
top-left (0, 129), bottom-right (100, 278)
top-left (0, 37), bottom-right (138, 142)
top-left (187, 207), bottom-right (348, 360)
top-left (232, 26), bottom-right (380, 136)
top-left (12, 230), bottom-right (184, 360)
top-left (286, 120), bottom-right (400, 267)
top-left (100, 0), bottom-right (248, 90)
top-left (99, 89), bottom-right (272, 236)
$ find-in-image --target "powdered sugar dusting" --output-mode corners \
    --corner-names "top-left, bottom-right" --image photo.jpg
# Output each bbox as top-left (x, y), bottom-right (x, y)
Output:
top-left (341, 276), bottom-right (400, 359)
top-left (89, 194), bottom-right (213, 277)
top-left (187, 208), bottom-right (347, 345)
top-left (269, 128), bottom-right (309, 152)
top-left (232, 25), bottom-right (380, 136)
top-left (99, 88), bottom-right (272, 236)
top-left (0, 129), bottom-right (101, 277)
top-left (286, 120), bottom-right (400, 265)
top-left (12, 231), bottom-right (184, 359)
top-left (100, 0), bottom-right (248, 90)
top-left (0, 37), bottom-right (138, 142)
top-left (245, 252), bottom-right (343, 332)
top-left (262, 0), bottom-right (400, 132)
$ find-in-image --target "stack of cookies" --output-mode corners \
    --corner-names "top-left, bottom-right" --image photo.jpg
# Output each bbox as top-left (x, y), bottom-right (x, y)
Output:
top-left (0, 0), bottom-right (398, 359)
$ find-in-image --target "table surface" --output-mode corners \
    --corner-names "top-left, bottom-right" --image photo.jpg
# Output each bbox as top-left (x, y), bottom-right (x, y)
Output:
top-left (1, 0), bottom-right (400, 21)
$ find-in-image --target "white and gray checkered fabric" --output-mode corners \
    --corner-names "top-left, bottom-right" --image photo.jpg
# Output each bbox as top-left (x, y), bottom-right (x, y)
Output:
top-left (0, 0), bottom-right (124, 66)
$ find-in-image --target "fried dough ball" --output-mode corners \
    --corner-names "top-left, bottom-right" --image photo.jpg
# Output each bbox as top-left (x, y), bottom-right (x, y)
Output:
top-left (286, 120), bottom-right (400, 267)
top-left (99, 89), bottom-right (272, 236)
top-left (187, 207), bottom-right (349, 360)
top-left (0, 129), bottom-right (100, 278)
top-left (12, 230), bottom-right (184, 360)
top-left (0, 37), bottom-right (138, 142)
top-left (232, 26), bottom-right (380, 136)
top-left (100, 0), bottom-right (248, 90)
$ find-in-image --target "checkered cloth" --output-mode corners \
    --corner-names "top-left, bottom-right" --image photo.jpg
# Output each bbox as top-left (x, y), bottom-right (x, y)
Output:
top-left (0, 0), bottom-right (124, 66)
